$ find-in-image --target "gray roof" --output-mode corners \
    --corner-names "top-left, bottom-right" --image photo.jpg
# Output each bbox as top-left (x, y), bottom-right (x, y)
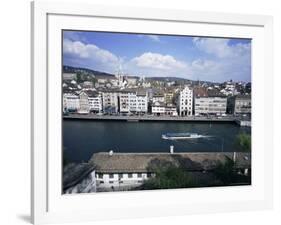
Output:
top-left (136, 90), bottom-right (147, 96)
top-left (89, 152), bottom-right (251, 173)
top-left (152, 102), bottom-right (166, 107)
top-left (82, 90), bottom-right (99, 97)
top-left (236, 95), bottom-right (251, 100)
top-left (165, 103), bottom-right (176, 108)
top-left (153, 93), bottom-right (164, 97)
top-left (119, 88), bottom-right (137, 93)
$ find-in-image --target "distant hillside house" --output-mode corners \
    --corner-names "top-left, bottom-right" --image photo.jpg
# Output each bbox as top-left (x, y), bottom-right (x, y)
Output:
top-left (82, 81), bottom-right (94, 89)
top-left (63, 73), bottom-right (77, 81)
top-left (126, 77), bottom-right (138, 86)
top-left (96, 75), bottom-right (116, 86)
top-left (96, 77), bottom-right (107, 84)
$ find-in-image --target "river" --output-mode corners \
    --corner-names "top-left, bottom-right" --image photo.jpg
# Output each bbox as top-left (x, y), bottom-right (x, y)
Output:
top-left (63, 120), bottom-right (251, 163)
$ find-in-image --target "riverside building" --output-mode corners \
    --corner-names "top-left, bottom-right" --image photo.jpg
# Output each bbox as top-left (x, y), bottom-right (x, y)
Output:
top-left (63, 93), bottom-right (80, 112)
top-left (87, 91), bottom-right (102, 113)
top-left (119, 89), bottom-right (148, 114)
top-left (234, 95), bottom-right (251, 114)
top-left (178, 86), bottom-right (193, 116)
top-left (194, 96), bottom-right (227, 116)
top-left (78, 91), bottom-right (90, 114)
top-left (102, 91), bottom-right (119, 114)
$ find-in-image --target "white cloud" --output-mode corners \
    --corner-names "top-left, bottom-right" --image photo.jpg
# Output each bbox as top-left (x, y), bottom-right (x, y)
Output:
top-left (192, 37), bottom-right (251, 81)
top-left (137, 35), bottom-right (161, 42)
top-left (147, 35), bottom-right (160, 42)
top-left (131, 52), bottom-right (186, 71)
top-left (191, 59), bottom-right (217, 71)
top-left (192, 37), bottom-right (250, 59)
top-left (63, 38), bottom-right (119, 65)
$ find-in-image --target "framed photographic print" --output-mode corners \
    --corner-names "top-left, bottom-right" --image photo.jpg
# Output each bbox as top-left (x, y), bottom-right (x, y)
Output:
top-left (31, 1), bottom-right (273, 224)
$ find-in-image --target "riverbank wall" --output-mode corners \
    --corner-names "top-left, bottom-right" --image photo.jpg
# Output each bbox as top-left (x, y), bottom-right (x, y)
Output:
top-left (63, 114), bottom-right (251, 126)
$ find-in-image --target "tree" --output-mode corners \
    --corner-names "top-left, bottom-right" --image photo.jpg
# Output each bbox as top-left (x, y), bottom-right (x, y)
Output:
top-left (213, 156), bottom-right (235, 185)
top-left (141, 163), bottom-right (196, 190)
top-left (213, 156), bottom-right (251, 185)
top-left (236, 133), bottom-right (251, 152)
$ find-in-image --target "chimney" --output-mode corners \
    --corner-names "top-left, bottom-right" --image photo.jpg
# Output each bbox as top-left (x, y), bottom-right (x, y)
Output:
top-left (170, 145), bottom-right (174, 154)
top-left (109, 150), bottom-right (114, 156)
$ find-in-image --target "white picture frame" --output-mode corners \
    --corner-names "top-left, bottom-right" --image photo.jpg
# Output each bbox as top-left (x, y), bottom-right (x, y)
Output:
top-left (31, 1), bottom-right (273, 224)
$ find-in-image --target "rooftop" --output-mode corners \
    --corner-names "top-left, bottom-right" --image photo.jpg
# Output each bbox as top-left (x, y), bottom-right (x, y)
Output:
top-left (207, 89), bottom-right (226, 97)
top-left (236, 94), bottom-right (251, 100)
top-left (89, 152), bottom-right (251, 173)
top-left (81, 90), bottom-right (99, 97)
top-left (152, 102), bottom-right (166, 107)
top-left (193, 86), bottom-right (208, 97)
top-left (153, 93), bottom-right (165, 97)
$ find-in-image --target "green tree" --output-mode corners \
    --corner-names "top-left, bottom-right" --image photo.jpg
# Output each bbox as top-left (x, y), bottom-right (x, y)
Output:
top-left (141, 164), bottom-right (196, 190)
top-left (76, 72), bottom-right (83, 83)
top-left (213, 156), bottom-right (251, 185)
top-left (236, 133), bottom-right (251, 152)
top-left (213, 156), bottom-right (235, 185)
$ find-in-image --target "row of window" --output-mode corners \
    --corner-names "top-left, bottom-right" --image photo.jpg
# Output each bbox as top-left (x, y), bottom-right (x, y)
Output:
top-left (99, 180), bottom-right (143, 184)
top-left (236, 102), bottom-right (251, 106)
top-left (96, 173), bottom-right (152, 179)
top-left (181, 107), bottom-right (192, 110)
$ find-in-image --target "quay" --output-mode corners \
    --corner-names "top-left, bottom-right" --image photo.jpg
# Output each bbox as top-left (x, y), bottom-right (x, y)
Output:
top-left (63, 114), bottom-right (251, 126)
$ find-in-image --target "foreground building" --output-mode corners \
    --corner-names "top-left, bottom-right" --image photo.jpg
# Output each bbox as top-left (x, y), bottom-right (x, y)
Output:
top-left (178, 86), bottom-right (193, 116)
top-left (88, 152), bottom-right (251, 192)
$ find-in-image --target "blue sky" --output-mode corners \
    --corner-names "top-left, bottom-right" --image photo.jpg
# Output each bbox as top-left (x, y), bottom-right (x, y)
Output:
top-left (63, 30), bottom-right (251, 82)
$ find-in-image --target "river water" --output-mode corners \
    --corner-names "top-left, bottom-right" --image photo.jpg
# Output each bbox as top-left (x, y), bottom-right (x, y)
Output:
top-left (63, 120), bottom-right (251, 163)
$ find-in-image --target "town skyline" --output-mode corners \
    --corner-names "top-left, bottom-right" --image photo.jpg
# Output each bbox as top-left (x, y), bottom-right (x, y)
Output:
top-left (63, 31), bottom-right (251, 83)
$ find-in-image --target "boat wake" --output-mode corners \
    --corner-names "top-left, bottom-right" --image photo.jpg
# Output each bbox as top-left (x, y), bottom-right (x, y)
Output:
top-left (162, 132), bottom-right (213, 140)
